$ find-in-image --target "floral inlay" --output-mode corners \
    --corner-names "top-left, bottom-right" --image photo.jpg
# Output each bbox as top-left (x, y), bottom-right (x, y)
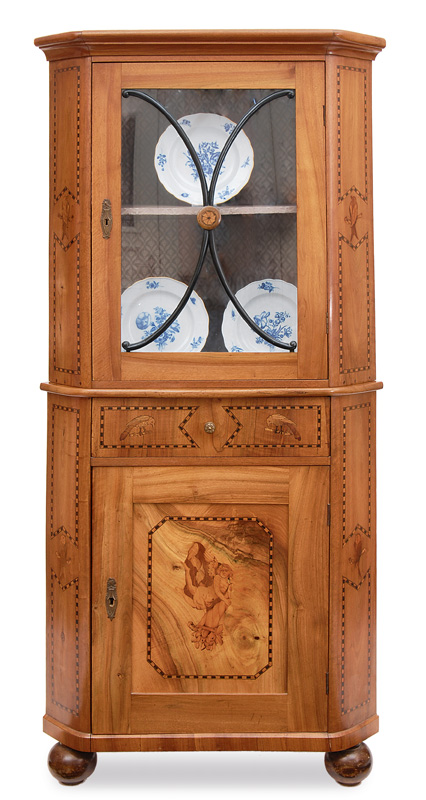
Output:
top-left (184, 542), bottom-right (233, 652)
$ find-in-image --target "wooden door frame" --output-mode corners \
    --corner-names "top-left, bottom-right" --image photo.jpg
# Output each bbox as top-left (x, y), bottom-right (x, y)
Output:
top-left (91, 60), bottom-right (327, 386)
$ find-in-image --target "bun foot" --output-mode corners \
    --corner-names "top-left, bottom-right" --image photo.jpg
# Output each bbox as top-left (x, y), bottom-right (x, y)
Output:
top-left (324, 742), bottom-right (372, 786)
top-left (48, 743), bottom-right (97, 785)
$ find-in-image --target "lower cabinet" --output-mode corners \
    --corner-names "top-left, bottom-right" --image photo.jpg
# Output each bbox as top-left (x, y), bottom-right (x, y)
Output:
top-left (92, 465), bottom-right (329, 736)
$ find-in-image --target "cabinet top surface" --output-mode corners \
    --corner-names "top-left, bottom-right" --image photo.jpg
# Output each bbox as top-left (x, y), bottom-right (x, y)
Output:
top-left (34, 29), bottom-right (386, 61)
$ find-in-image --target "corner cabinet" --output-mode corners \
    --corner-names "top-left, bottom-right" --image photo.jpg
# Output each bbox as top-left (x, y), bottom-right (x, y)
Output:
top-left (35, 29), bottom-right (385, 787)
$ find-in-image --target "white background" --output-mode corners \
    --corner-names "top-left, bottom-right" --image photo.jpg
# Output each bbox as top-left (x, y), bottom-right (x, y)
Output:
top-left (1, 1), bottom-right (425, 797)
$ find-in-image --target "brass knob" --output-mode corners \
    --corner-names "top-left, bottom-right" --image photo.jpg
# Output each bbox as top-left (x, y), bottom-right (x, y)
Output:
top-left (197, 206), bottom-right (221, 230)
top-left (204, 421), bottom-right (216, 434)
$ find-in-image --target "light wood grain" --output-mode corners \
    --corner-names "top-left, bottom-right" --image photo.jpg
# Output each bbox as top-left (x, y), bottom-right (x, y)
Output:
top-left (122, 60), bottom-right (296, 88)
top-left (49, 58), bottom-right (91, 387)
top-left (328, 393), bottom-right (376, 732)
top-left (91, 396), bottom-right (330, 459)
top-left (326, 56), bottom-right (376, 385)
top-left (295, 62), bottom-right (328, 379)
top-left (92, 468), bottom-right (134, 733)
top-left (44, 712), bottom-right (380, 753)
top-left (92, 63), bottom-right (122, 382)
top-left (46, 394), bottom-right (91, 731)
top-left (35, 30), bottom-right (386, 63)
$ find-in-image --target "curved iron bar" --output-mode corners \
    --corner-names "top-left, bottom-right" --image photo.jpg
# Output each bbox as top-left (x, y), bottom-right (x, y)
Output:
top-left (208, 232), bottom-right (297, 352)
top-left (122, 232), bottom-right (209, 351)
top-left (122, 90), bottom-right (209, 204)
top-left (208, 89), bottom-right (295, 203)
top-left (208, 89), bottom-right (297, 352)
top-left (121, 90), bottom-right (209, 351)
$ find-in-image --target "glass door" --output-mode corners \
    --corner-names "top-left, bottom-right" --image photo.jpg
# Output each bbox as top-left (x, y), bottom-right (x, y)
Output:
top-left (92, 62), bottom-right (327, 384)
top-left (121, 87), bottom-right (297, 355)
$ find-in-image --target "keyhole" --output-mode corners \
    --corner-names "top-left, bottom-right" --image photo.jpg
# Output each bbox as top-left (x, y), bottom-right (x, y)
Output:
top-left (109, 597), bottom-right (115, 606)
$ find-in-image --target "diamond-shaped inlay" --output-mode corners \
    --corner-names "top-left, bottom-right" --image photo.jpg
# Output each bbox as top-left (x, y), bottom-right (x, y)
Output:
top-left (146, 515), bottom-right (273, 679)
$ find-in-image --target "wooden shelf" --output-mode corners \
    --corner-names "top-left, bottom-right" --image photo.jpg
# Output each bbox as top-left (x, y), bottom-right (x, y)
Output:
top-left (121, 204), bottom-right (297, 216)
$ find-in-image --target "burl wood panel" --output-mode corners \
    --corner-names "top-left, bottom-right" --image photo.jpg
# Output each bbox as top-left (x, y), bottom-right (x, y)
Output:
top-left (49, 59), bottom-right (91, 386)
top-left (92, 465), bottom-right (328, 736)
top-left (329, 393), bottom-right (376, 732)
top-left (46, 394), bottom-right (91, 731)
top-left (91, 396), bottom-right (330, 457)
top-left (326, 56), bottom-right (376, 385)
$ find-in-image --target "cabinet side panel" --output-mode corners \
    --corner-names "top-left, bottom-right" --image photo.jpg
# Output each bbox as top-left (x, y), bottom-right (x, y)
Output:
top-left (329, 393), bottom-right (377, 732)
top-left (326, 56), bottom-right (376, 385)
top-left (49, 58), bottom-right (91, 386)
top-left (46, 394), bottom-right (91, 731)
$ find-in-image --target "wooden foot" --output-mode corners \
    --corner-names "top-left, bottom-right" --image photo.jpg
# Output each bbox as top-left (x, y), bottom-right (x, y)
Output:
top-left (48, 742), bottom-right (97, 785)
top-left (324, 742), bottom-right (372, 787)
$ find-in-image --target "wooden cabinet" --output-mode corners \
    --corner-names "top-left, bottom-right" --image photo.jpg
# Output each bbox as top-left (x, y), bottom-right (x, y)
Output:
top-left (36, 29), bottom-right (385, 786)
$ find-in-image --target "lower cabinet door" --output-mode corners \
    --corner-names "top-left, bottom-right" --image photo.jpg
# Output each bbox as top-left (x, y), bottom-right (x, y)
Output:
top-left (92, 465), bottom-right (329, 735)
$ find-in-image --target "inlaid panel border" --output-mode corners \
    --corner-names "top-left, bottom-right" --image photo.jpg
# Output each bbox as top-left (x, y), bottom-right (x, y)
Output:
top-left (52, 233), bottom-right (81, 376)
top-left (53, 65), bottom-right (81, 203)
top-left (337, 64), bottom-right (368, 203)
top-left (50, 570), bottom-right (80, 717)
top-left (338, 234), bottom-right (371, 375)
top-left (340, 569), bottom-right (371, 715)
top-left (50, 403), bottom-right (80, 546)
top-left (99, 405), bottom-right (199, 449)
top-left (146, 515), bottom-right (273, 680)
top-left (222, 404), bottom-right (322, 449)
top-left (342, 402), bottom-right (372, 545)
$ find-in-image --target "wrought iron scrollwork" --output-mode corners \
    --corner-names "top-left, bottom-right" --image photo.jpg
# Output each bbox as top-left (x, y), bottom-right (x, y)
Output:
top-left (121, 88), bottom-right (297, 353)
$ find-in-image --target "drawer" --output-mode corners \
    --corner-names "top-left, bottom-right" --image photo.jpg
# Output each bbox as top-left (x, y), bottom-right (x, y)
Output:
top-left (92, 397), bottom-right (330, 458)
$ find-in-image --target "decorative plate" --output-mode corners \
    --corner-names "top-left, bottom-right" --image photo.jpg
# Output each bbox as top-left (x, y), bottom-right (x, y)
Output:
top-left (221, 279), bottom-right (297, 353)
top-left (121, 277), bottom-right (209, 352)
top-left (154, 113), bottom-right (254, 205)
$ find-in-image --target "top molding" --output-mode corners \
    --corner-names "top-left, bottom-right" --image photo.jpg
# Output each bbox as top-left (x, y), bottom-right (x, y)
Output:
top-left (34, 29), bottom-right (386, 62)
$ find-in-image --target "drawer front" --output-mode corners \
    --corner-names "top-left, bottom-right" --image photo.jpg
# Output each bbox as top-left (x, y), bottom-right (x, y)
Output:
top-left (92, 397), bottom-right (330, 458)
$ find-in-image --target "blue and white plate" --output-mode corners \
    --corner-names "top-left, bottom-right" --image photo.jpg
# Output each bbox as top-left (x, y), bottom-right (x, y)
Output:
top-left (154, 113), bottom-right (254, 205)
top-left (221, 279), bottom-right (297, 353)
top-left (121, 277), bottom-right (209, 352)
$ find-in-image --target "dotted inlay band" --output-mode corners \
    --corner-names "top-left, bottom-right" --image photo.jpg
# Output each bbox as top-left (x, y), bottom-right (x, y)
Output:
top-left (338, 234), bottom-right (371, 375)
top-left (99, 405), bottom-right (199, 449)
top-left (341, 569), bottom-right (371, 715)
top-left (342, 402), bottom-right (372, 546)
top-left (50, 570), bottom-right (80, 716)
top-left (52, 233), bottom-right (81, 376)
top-left (146, 516), bottom-right (273, 680)
top-left (53, 66), bottom-right (80, 203)
top-left (337, 65), bottom-right (368, 203)
top-left (50, 404), bottom-right (80, 546)
top-left (222, 405), bottom-right (322, 449)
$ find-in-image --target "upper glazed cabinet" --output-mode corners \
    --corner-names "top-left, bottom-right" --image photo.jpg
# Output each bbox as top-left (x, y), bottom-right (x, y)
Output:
top-left (38, 29), bottom-right (384, 390)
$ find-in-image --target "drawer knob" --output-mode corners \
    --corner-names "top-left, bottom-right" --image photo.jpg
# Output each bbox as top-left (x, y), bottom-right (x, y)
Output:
top-left (204, 421), bottom-right (216, 434)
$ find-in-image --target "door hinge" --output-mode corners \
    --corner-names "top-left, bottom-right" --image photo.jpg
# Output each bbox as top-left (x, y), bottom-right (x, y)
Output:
top-left (327, 503), bottom-right (331, 526)
top-left (326, 672), bottom-right (329, 695)
top-left (323, 104), bottom-right (326, 126)
top-left (326, 311), bottom-right (329, 335)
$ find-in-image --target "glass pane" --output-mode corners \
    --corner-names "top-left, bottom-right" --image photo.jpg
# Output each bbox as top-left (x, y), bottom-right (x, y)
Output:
top-left (121, 88), bottom-right (297, 353)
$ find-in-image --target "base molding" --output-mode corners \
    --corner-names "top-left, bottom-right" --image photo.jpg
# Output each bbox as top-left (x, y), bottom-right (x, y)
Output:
top-left (43, 714), bottom-right (379, 754)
